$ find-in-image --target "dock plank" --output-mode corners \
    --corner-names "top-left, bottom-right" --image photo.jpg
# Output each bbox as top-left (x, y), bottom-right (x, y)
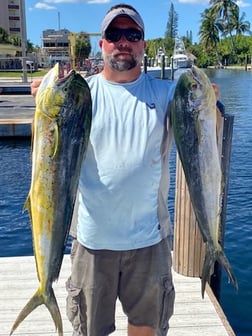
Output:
top-left (0, 255), bottom-right (234, 336)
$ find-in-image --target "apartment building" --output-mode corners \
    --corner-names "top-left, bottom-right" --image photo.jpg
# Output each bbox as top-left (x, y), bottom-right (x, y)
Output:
top-left (42, 29), bottom-right (70, 65)
top-left (0, 0), bottom-right (24, 38)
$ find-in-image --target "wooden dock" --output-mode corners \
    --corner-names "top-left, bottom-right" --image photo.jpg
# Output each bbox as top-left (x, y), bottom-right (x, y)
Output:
top-left (0, 255), bottom-right (235, 336)
top-left (0, 92), bottom-right (34, 137)
top-left (0, 84), bottom-right (235, 335)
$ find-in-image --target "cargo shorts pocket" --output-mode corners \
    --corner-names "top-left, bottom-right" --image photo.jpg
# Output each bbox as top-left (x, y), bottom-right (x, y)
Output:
top-left (159, 276), bottom-right (175, 336)
top-left (66, 277), bottom-right (87, 333)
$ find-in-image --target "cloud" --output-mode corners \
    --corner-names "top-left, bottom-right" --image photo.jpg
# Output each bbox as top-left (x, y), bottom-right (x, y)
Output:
top-left (236, 0), bottom-right (251, 8)
top-left (35, 2), bottom-right (56, 9)
top-left (87, 0), bottom-right (111, 3)
top-left (33, 0), bottom-right (111, 10)
top-left (177, 0), bottom-right (209, 4)
top-left (43, 0), bottom-right (111, 3)
top-left (44, 0), bottom-right (79, 3)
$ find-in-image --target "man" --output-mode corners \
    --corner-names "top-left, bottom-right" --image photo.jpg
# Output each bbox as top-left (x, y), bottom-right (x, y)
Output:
top-left (65, 4), bottom-right (175, 336)
top-left (31, 4), bottom-right (218, 336)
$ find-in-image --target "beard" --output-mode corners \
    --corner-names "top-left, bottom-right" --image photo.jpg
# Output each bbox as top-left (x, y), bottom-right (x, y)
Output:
top-left (102, 46), bottom-right (144, 72)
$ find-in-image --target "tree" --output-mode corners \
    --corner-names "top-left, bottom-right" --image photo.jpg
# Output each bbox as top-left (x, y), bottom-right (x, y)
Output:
top-left (0, 27), bottom-right (10, 44)
top-left (186, 30), bottom-right (193, 44)
top-left (26, 39), bottom-right (35, 53)
top-left (199, 8), bottom-right (221, 65)
top-left (165, 2), bottom-right (178, 39)
top-left (230, 10), bottom-right (251, 36)
top-left (9, 35), bottom-right (21, 47)
top-left (209, 0), bottom-right (239, 53)
top-left (209, 0), bottom-right (238, 18)
top-left (75, 33), bottom-right (91, 66)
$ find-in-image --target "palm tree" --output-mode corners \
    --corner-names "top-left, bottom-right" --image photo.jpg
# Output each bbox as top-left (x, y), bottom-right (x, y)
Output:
top-left (199, 8), bottom-right (222, 65)
top-left (231, 10), bottom-right (251, 36)
top-left (209, 0), bottom-right (239, 53)
top-left (209, 0), bottom-right (238, 19)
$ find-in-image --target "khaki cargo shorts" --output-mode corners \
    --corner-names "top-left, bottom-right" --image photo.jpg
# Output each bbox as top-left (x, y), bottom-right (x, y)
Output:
top-left (66, 238), bottom-right (175, 336)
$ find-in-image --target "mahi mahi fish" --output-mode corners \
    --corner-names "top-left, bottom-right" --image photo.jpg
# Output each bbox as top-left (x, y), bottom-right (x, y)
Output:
top-left (171, 66), bottom-right (238, 297)
top-left (10, 63), bottom-right (92, 335)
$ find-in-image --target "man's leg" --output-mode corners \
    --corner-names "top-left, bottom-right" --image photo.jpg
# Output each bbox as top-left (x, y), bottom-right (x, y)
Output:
top-left (128, 324), bottom-right (156, 336)
top-left (66, 241), bottom-right (121, 336)
top-left (119, 238), bottom-right (175, 336)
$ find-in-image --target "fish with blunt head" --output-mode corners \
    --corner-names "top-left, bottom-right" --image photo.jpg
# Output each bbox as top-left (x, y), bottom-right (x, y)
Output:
top-left (10, 63), bottom-right (92, 335)
top-left (171, 65), bottom-right (238, 297)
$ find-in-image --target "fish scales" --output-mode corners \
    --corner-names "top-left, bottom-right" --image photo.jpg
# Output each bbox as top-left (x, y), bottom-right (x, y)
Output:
top-left (10, 63), bottom-right (92, 335)
top-left (171, 66), bottom-right (238, 297)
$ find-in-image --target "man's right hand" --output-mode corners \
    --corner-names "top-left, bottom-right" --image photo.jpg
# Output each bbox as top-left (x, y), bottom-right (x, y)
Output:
top-left (31, 79), bottom-right (42, 97)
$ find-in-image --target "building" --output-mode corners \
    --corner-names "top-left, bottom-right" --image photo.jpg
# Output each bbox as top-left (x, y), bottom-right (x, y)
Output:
top-left (42, 29), bottom-right (71, 66)
top-left (0, 0), bottom-right (25, 67)
top-left (0, 0), bottom-right (23, 39)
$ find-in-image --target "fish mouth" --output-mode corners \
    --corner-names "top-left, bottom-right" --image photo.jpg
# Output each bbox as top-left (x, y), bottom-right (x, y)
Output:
top-left (56, 68), bottom-right (76, 86)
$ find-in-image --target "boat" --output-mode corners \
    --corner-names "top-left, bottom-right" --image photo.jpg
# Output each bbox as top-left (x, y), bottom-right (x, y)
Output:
top-left (143, 47), bottom-right (172, 79)
top-left (143, 37), bottom-right (193, 78)
top-left (170, 37), bottom-right (191, 69)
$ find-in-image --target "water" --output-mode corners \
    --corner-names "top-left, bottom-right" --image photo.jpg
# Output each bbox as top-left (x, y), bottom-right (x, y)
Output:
top-left (0, 139), bottom-right (32, 256)
top-left (0, 69), bottom-right (251, 335)
top-left (205, 69), bottom-right (252, 336)
top-left (0, 139), bottom-right (73, 255)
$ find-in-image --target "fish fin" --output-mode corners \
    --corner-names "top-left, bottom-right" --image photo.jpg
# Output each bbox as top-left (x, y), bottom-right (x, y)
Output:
top-left (52, 122), bottom-right (59, 158)
top-left (201, 243), bottom-right (238, 298)
top-left (23, 194), bottom-right (30, 211)
top-left (217, 248), bottom-right (239, 292)
top-left (10, 287), bottom-right (63, 336)
top-left (45, 287), bottom-right (63, 336)
top-left (31, 118), bottom-right (34, 155)
top-left (201, 243), bottom-right (216, 298)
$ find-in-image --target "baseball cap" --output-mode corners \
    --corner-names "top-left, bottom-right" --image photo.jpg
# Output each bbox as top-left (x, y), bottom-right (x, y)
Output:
top-left (101, 7), bottom-right (145, 37)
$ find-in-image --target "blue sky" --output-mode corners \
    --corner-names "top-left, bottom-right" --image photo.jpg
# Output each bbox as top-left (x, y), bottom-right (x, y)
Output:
top-left (25, 0), bottom-right (252, 53)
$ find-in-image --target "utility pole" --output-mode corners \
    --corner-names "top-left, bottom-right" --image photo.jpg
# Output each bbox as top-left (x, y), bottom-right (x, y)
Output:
top-left (20, 0), bottom-right (28, 83)
top-left (58, 12), bottom-right (61, 30)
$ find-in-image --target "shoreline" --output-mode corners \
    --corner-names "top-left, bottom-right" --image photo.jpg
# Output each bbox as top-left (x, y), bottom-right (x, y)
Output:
top-left (207, 65), bottom-right (251, 70)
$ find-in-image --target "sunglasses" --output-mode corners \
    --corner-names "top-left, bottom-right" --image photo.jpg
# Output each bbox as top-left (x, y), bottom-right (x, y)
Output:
top-left (104, 28), bottom-right (144, 43)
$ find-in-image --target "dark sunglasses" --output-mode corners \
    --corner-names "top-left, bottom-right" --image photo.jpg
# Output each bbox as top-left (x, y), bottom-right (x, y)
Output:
top-left (104, 28), bottom-right (144, 43)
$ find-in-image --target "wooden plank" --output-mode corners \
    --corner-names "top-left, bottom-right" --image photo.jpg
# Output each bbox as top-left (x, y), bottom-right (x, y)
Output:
top-left (173, 154), bottom-right (205, 277)
top-left (0, 255), bottom-right (234, 336)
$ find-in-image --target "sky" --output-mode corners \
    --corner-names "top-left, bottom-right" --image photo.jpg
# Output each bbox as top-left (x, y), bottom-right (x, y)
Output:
top-left (25, 0), bottom-right (252, 54)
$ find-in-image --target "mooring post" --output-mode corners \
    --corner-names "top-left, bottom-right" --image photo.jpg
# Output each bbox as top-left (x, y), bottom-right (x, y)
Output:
top-left (161, 54), bottom-right (165, 80)
top-left (143, 54), bottom-right (148, 74)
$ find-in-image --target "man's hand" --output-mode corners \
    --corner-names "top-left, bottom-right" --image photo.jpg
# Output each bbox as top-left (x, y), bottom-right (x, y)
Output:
top-left (31, 79), bottom-right (42, 97)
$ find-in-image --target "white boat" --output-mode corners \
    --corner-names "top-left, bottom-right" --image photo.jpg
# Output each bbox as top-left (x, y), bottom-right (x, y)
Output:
top-left (143, 47), bottom-right (172, 78)
top-left (143, 38), bottom-right (192, 78)
top-left (170, 37), bottom-right (191, 69)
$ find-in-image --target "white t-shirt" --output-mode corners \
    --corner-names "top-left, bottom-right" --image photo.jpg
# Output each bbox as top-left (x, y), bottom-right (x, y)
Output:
top-left (77, 72), bottom-right (175, 250)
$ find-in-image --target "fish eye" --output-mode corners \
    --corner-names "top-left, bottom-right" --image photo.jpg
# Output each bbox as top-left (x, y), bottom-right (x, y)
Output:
top-left (191, 83), bottom-right (198, 90)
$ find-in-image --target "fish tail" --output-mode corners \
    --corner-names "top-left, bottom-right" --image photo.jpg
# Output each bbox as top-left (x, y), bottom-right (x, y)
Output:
top-left (201, 243), bottom-right (238, 298)
top-left (217, 248), bottom-right (239, 292)
top-left (10, 287), bottom-right (63, 336)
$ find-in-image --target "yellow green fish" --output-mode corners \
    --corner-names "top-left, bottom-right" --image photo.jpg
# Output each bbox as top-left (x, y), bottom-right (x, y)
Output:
top-left (171, 66), bottom-right (238, 297)
top-left (10, 63), bottom-right (92, 335)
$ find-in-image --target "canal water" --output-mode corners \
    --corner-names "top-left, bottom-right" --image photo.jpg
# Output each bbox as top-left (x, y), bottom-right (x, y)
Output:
top-left (0, 69), bottom-right (251, 336)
